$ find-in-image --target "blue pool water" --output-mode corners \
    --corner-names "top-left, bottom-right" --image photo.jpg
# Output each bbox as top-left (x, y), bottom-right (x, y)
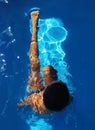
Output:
top-left (0, 0), bottom-right (95, 130)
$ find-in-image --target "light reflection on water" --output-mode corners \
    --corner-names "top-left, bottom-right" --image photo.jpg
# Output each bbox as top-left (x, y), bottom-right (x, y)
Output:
top-left (0, 0), bottom-right (8, 4)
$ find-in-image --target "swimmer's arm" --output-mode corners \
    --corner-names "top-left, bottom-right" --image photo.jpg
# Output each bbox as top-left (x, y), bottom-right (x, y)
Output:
top-left (29, 11), bottom-right (39, 67)
top-left (30, 11), bottom-right (39, 42)
top-left (17, 95), bottom-right (33, 107)
top-left (27, 11), bottom-right (43, 91)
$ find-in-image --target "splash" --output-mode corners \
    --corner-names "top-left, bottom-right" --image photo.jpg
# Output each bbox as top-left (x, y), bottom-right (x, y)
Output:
top-left (0, 26), bottom-right (16, 79)
top-left (25, 7), bottom-right (40, 17)
top-left (0, 26), bottom-right (16, 48)
top-left (0, 53), bottom-right (6, 75)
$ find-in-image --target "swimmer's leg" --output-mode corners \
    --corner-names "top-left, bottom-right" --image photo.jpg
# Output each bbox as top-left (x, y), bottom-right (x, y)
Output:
top-left (27, 11), bottom-right (43, 91)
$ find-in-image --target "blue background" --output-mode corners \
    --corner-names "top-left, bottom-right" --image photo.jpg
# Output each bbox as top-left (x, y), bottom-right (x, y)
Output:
top-left (0, 0), bottom-right (95, 130)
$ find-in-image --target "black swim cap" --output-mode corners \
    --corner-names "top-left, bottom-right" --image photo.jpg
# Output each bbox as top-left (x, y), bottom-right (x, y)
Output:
top-left (43, 81), bottom-right (70, 111)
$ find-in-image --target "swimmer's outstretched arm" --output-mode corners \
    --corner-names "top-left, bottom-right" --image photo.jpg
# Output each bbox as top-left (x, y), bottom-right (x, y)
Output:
top-left (30, 11), bottom-right (39, 68)
top-left (27, 11), bottom-right (43, 91)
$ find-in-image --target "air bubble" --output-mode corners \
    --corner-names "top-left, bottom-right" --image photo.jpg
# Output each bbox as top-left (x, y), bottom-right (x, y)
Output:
top-left (0, 53), bottom-right (6, 73)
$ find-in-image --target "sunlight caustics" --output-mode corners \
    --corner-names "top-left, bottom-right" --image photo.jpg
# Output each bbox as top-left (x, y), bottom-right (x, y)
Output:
top-left (26, 118), bottom-right (52, 130)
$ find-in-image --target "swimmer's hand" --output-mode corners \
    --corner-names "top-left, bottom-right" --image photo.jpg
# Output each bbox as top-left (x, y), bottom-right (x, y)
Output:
top-left (17, 101), bottom-right (25, 107)
top-left (17, 97), bottom-right (31, 107)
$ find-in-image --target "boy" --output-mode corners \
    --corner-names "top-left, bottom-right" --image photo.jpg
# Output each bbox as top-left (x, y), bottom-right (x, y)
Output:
top-left (18, 10), bottom-right (71, 114)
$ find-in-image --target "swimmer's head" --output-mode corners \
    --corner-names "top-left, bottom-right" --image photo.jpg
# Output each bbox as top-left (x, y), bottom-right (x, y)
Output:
top-left (43, 81), bottom-right (72, 111)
